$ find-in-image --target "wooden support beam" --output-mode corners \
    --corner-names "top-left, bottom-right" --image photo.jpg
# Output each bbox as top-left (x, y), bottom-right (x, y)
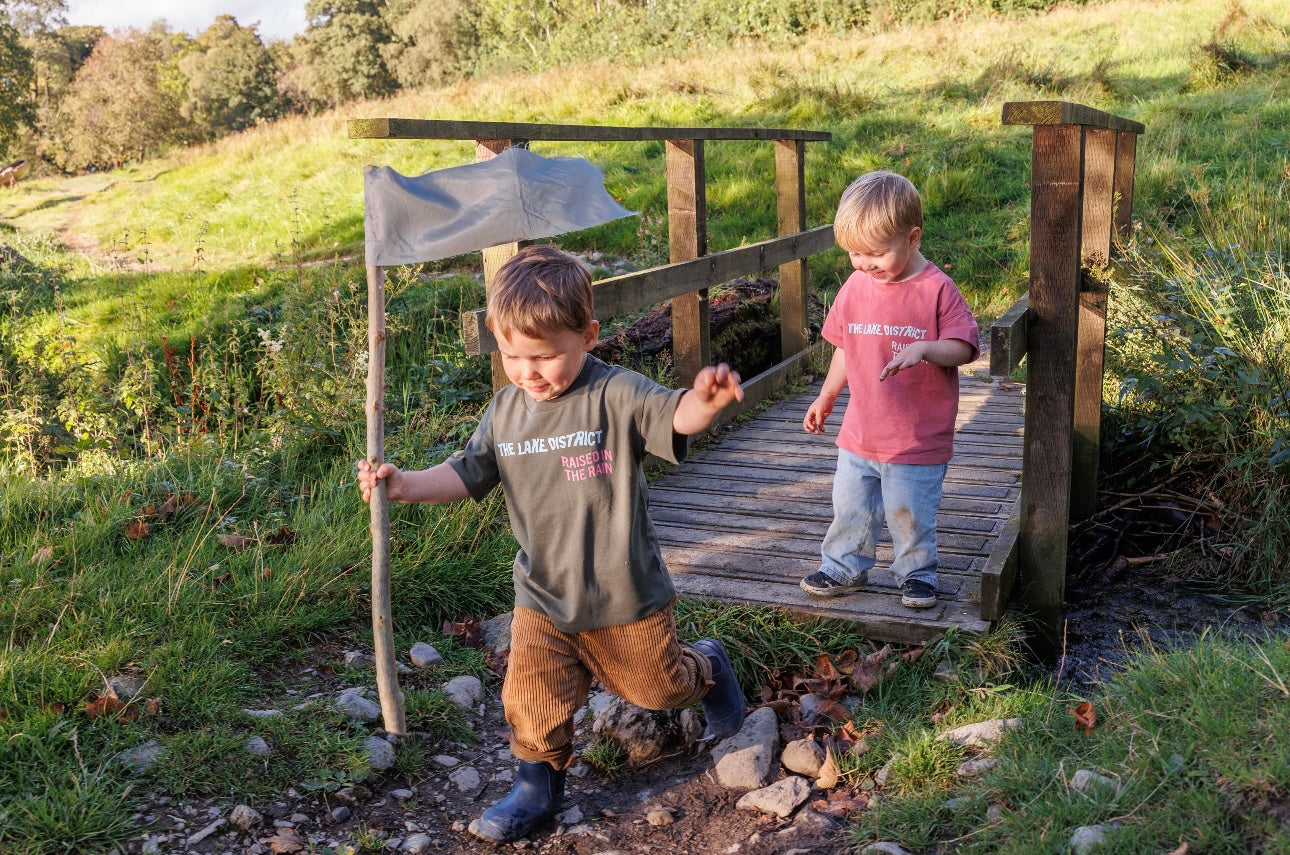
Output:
top-left (476, 138), bottom-right (528, 391)
top-left (1016, 123), bottom-right (1084, 656)
top-left (1070, 127), bottom-right (1116, 522)
top-left (1113, 131), bottom-right (1139, 242)
top-left (350, 118), bottom-right (831, 142)
top-left (776, 139), bottom-right (809, 361)
top-left (666, 139), bottom-right (708, 388)
top-left (989, 293), bottom-right (1030, 378)
top-left (462, 226), bottom-right (836, 356)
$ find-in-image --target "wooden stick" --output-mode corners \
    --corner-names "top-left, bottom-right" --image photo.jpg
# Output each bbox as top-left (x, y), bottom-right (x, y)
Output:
top-left (366, 264), bottom-right (406, 736)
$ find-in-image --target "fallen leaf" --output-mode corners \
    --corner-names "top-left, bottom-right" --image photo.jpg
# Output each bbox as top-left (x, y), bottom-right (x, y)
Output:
top-left (213, 572), bottom-right (233, 587)
top-left (46, 701), bottom-right (66, 714)
top-left (217, 533), bottom-right (253, 550)
top-left (1071, 700), bottom-right (1097, 734)
top-left (264, 828), bottom-right (304, 853)
top-left (265, 525), bottom-right (297, 546)
top-left (815, 747), bottom-right (840, 789)
top-left (901, 646), bottom-right (925, 665)
top-left (124, 520), bottom-right (150, 540)
top-left (145, 698), bottom-right (162, 716)
top-left (1166, 845), bottom-right (1190, 855)
top-left (32, 545), bottom-right (55, 565)
top-left (85, 695), bottom-right (140, 722)
top-left (0, 707), bottom-right (7, 721)
top-left (442, 617), bottom-right (484, 648)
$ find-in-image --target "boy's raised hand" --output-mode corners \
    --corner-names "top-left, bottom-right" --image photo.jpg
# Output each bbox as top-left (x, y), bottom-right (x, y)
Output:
top-left (692, 362), bottom-right (745, 408)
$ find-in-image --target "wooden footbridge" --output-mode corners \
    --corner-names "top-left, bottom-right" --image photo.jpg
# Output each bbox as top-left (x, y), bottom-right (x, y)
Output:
top-left (355, 99), bottom-right (1145, 652)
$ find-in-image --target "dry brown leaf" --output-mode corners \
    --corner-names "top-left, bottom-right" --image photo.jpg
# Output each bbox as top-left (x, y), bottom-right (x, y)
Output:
top-left (145, 698), bottom-right (162, 716)
top-left (264, 829), bottom-right (304, 854)
top-left (123, 520), bottom-right (150, 540)
top-left (812, 653), bottom-right (841, 681)
top-left (815, 747), bottom-right (841, 789)
top-left (901, 646), bottom-right (925, 665)
top-left (46, 701), bottom-right (66, 715)
top-left (265, 525), bottom-right (297, 546)
top-left (217, 533), bottom-right (253, 550)
top-left (32, 545), bottom-right (55, 565)
top-left (85, 695), bottom-right (140, 722)
top-left (1166, 845), bottom-right (1190, 855)
top-left (1071, 700), bottom-right (1097, 735)
top-left (0, 707), bottom-right (7, 722)
top-left (213, 572), bottom-right (233, 587)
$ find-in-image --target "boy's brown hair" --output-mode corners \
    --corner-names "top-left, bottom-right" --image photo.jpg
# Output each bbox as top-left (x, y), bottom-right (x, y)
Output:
top-left (833, 171), bottom-right (923, 253)
top-left (486, 245), bottom-right (595, 338)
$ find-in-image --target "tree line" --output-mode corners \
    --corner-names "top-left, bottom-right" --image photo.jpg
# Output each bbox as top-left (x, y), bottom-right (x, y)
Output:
top-left (0, 0), bottom-right (1058, 173)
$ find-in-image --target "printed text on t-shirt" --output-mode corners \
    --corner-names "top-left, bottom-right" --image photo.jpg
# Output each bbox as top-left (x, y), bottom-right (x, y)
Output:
top-left (847, 322), bottom-right (927, 340)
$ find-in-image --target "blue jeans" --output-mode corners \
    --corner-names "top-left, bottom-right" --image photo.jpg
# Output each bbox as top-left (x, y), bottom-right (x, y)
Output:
top-left (819, 450), bottom-right (945, 588)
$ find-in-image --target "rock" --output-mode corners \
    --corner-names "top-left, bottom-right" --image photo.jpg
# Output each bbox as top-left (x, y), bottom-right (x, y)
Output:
top-left (955, 757), bottom-right (998, 777)
top-left (344, 650), bottom-right (371, 668)
top-left (933, 659), bottom-right (958, 682)
top-left (860, 843), bottom-right (912, 855)
top-left (558, 804), bottom-right (584, 824)
top-left (441, 675), bottom-right (484, 710)
top-left (244, 736), bottom-right (271, 755)
top-left (391, 788), bottom-right (414, 800)
top-left (106, 674), bottom-right (146, 700)
top-left (448, 766), bottom-right (481, 791)
top-left (242, 708), bottom-right (282, 718)
top-left (1070, 769), bottom-right (1121, 794)
top-left (781, 739), bottom-right (826, 777)
top-left (402, 833), bottom-right (433, 852)
top-left (336, 691), bottom-right (382, 722)
top-left (117, 739), bottom-right (168, 773)
top-left (186, 817), bottom-right (225, 845)
top-left (364, 735), bottom-right (397, 772)
top-left (645, 807), bottom-right (673, 826)
top-left (712, 706), bottom-right (779, 790)
top-left (938, 718), bottom-right (1022, 749)
top-left (735, 776), bottom-right (812, 818)
top-left (331, 806), bottom-right (352, 822)
top-left (986, 803), bottom-right (1006, 823)
top-left (792, 805), bottom-right (838, 834)
top-left (230, 804), bottom-right (263, 830)
top-left (482, 612), bottom-right (513, 652)
top-left (943, 796), bottom-right (973, 811)
top-left (1071, 824), bottom-right (1109, 853)
top-left (409, 642), bottom-right (442, 669)
top-left (592, 696), bottom-right (691, 765)
top-left (432, 754), bottom-right (460, 767)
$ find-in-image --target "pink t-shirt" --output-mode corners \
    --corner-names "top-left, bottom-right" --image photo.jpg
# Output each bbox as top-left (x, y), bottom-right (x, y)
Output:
top-left (822, 263), bottom-right (979, 465)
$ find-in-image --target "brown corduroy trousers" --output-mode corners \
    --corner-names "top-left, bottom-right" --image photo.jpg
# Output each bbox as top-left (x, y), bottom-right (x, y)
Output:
top-left (502, 602), bottom-right (713, 770)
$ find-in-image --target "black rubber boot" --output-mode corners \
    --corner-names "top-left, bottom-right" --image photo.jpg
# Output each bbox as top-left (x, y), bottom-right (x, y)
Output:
top-left (692, 637), bottom-right (746, 742)
top-left (469, 759), bottom-right (566, 842)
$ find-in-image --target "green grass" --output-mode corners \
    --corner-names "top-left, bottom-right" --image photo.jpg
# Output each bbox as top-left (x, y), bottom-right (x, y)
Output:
top-left (1, 0), bottom-right (1289, 850)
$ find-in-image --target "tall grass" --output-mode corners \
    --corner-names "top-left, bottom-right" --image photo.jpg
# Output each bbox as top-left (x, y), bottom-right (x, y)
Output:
top-left (1106, 178), bottom-right (1290, 594)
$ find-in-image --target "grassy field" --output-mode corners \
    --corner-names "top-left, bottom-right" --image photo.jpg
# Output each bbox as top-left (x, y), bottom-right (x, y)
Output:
top-left (2, 0), bottom-right (1289, 852)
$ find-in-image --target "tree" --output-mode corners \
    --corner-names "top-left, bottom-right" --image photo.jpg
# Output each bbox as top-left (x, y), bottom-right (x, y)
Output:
top-left (0, 18), bottom-right (35, 159)
top-left (177, 15), bottom-right (280, 138)
top-left (1, 0), bottom-right (66, 36)
top-left (51, 29), bottom-right (183, 170)
top-left (291, 0), bottom-right (396, 110)
top-left (381, 0), bottom-right (478, 88)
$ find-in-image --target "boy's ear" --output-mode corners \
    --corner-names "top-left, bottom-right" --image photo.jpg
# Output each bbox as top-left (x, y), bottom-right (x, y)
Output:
top-left (909, 226), bottom-right (922, 248)
top-left (582, 320), bottom-right (600, 350)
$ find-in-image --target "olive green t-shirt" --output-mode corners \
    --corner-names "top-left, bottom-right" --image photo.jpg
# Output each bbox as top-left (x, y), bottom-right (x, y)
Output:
top-left (446, 356), bottom-right (686, 633)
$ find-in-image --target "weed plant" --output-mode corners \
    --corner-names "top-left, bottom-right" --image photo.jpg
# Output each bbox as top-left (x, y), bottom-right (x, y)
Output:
top-left (1105, 179), bottom-right (1290, 596)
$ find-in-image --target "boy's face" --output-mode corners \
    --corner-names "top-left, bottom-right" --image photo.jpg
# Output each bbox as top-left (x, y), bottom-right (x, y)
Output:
top-left (496, 322), bottom-right (600, 402)
top-left (846, 227), bottom-right (922, 282)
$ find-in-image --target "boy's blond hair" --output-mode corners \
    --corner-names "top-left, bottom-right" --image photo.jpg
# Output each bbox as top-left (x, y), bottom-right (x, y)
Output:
top-left (833, 171), bottom-right (923, 253)
top-left (486, 245), bottom-right (595, 338)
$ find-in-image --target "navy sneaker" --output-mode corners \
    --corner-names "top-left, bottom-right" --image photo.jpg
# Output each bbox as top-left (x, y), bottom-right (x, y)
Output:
top-left (800, 571), bottom-right (865, 597)
top-left (901, 579), bottom-right (937, 609)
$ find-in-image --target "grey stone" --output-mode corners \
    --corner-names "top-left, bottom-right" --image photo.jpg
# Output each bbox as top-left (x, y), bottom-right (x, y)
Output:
top-left (185, 818), bottom-right (225, 845)
top-left (1070, 769), bottom-right (1121, 794)
top-left (712, 706), bottom-right (779, 790)
top-left (938, 718), bottom-right (1022, 749)
top-left (482, 612), bottom-right (513, 652)
top-left (229, 804), bottom-right (262, 830)
top-left (861, 843), bottom-right (912, 855)
top-left (592, 696), bottom-right (689, 765)
top-left (781, 739), bottom-right (826, 777)
top-left (448, 766), bottom-right (481, 791)
top-left (955, 757), bottom-right (998, 777)
top-left (402, 833), bottom-right (433, 852)
top-left (244, 736), bottom-right (271, 755)
top-left (364, 735), bottom-right (397, 771)
top-left (117, 739), bottom-right (168, 773)
top-left (409, 642), bottom-right (442, 669)
top-left (1071, 824), bottom-right (1109, 853)
top-left (441, 675), bottom-right (484, 711)
top-left (735, 776), bottom-right (812, 818)
top-left (336, 691), bottom-right (382, 722)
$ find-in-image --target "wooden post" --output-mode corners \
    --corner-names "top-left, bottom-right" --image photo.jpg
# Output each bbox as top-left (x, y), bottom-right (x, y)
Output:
top-left (366, 263), bottom-right (406, 736)
top-left (776, 139), bottom-right (808, 360)
top-left (477, 138), bottom-right (528, 392)
top-left (1070, 127), bottom-right (1116, 522)
top-left (665, 139), bottom-right (708, 388)
top-left (1112, 131), bottom-right (1138, 242)
top-left (1016, 123), bottom-right (1084, 655)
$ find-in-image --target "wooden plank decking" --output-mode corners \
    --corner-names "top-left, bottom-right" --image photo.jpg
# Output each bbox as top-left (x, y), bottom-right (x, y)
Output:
top-left (654, 363), bottom-right (1025, 644)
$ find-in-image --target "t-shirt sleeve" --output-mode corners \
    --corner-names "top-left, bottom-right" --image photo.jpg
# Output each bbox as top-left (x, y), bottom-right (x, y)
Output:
top-left (445, 403), bottom-right (500, 501)
top-left (610, 369), bottom-right (687, 465)
top-left (821, 276), bottom-right (854, 348)
top-left (938, 282), bottom-right (981, 362)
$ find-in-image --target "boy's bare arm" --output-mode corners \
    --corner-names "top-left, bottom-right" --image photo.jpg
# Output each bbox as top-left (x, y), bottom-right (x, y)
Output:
top-left (880, 338), bottom-right (975, 381)
top-left (804, 348), bottom-right (848, 433)
top-left (357, 459), bottom-right (471, 504)
top-left (673, 363), bottom-right (745, 436)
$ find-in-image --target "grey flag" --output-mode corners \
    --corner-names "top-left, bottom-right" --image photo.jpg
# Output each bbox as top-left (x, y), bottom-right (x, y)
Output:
top-left (363, 147), bottom-right (636, 266)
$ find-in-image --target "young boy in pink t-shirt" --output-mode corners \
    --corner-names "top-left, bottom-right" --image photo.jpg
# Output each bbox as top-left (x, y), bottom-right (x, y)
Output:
top-left (800, 171), bottom-right (979, 609)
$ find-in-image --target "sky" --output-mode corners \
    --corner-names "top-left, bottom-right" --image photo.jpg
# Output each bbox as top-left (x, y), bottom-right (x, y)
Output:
top-left (64, 1), bottom-right (308, 42)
